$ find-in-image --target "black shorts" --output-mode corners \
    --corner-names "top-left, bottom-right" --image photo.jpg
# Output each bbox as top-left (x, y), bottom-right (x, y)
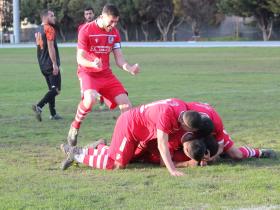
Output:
top-left (41, 70), bottom-right (61, 91)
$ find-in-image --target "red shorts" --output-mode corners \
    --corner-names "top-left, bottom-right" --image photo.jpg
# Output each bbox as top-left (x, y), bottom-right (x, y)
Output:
top-left (78, 70), bottom-right (127, 109)
top-left (107, 112), bottom-right (138, 166)
top-left (222, 130), bottom-right (234, 152)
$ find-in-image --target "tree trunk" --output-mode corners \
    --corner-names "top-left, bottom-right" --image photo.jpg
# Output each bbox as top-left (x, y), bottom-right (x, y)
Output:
top-left (191, 20), bottom-right (200, 40)
top-left (135, 26), bottom-right (139, 41)
top-left (141, 23), bottom-right (149, 41)
top-left (172, 18), bottom-right (185, 41)
top-left (156, 14), bottom-right (175, 41)
top-left (59, 27), bottom-right (66, 42)
top-left (257, 16), bottom-right (273, 41)
top-left (118, 24), bottom-right (129, 41)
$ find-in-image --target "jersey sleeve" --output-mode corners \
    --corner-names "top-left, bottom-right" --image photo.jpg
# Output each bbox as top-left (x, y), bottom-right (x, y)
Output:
top-left (77, 26), bottom-right (89, 51)
top-left (113, 29), bottom-right (121, 49)
top-left (44, 25), bottom-right (55, 41)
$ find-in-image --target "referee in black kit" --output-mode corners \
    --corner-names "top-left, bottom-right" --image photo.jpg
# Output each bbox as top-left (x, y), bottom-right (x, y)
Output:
top-left (32, 9), bottom-right (62, 121)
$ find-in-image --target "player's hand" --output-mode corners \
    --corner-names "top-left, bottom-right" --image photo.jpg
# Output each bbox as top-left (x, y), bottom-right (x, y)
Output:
top-left (170, 170), bottom-right (185, 176)
top-left (129, 63), bottom-right (140, 75)
top-left (200, 160), bottom-right (208, 167)
top-left (53, 63), bottom-right (59, 75)
top-left (92, 58), bottom-right (102, 69)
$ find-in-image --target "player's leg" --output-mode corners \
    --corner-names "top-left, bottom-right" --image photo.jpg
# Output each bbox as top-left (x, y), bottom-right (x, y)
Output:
top-left (32, 70), bottom-right (57, 121)
top-left (48, 71), bottom-right (62, 120)
top-left (67, 72), bottom-right (99, 146)
top-left (99, 74), bottom-right (131, 113)
top-left (107, 112), bottom-right (138, 168)
top-left (223, 133), bottom-right (262, 159)
top-left (115, 94), bottom-right (132, 113)
top-left (60, 141), bottom-right (115, 170)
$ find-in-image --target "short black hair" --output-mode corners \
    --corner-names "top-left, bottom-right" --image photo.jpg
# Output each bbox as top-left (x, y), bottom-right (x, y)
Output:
top-left (204, 135), bottom-right (219, 157)
top-left (84, 6), bottom-right (94, 12)
top-left (40, 9), bottom-right (50, 19)
top-left (182, 111), bottom-right (202, 130)
top-left (102, 4), bottom-right (120, 17)
top-left (198, 117), bottom-right (214, 137)
top-left (187, 139), bottom-right (206, 162)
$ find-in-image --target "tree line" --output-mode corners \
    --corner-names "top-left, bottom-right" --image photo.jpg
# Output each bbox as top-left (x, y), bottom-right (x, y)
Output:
top-left (1, 0), bottom-right (280, 41)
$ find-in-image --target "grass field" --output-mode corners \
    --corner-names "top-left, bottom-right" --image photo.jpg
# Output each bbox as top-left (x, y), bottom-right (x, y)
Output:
top-left (0, 47), bottom-right (280, 209)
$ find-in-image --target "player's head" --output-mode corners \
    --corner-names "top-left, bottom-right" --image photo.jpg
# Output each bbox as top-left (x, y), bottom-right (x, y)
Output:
top-left (180, 111), bottom-right (202, 132)
top-left (204, 135), bottom-right (219, 158)
top-left (101, 4), bottom-right (119, 31)
top-left (182, 138), bottom-right (206, 162)
top-left (84, 6), bottom-right (94, 22)
top-left (198, 116), bottom-right (214, 137)
top-left (40, 9), bottom-right (56, 25)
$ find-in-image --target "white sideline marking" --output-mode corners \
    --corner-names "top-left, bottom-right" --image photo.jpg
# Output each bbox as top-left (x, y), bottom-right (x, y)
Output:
top-left (1, 41), bottom-right (280, 49)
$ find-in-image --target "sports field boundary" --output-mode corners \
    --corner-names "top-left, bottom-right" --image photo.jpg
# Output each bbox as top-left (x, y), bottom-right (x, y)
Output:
top-left (1, 41), bottom-right (280, 48)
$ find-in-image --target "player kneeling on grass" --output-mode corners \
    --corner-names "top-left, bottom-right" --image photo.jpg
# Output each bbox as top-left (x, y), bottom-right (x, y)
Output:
top-left (60, 98), bottom-right (205, 176)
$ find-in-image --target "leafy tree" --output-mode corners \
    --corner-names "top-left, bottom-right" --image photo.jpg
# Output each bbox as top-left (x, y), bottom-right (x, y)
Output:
top-left (109, 0), bottom-right (139, 41)
top-left (153, 0), bottom-right (175, 41)
top-left (172, 0), bottom-right (186, 41)
top-left (1, 0), bottom-right (13, 32)
top-left (133, 0), bottom-right (158, 41)
top-left (181, 0), bottom-right (222, 39)
top-left (218, 0), bottom-right (277, 40)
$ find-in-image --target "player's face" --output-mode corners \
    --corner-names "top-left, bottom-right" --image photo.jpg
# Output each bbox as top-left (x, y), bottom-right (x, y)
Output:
top-left (84, 10), bottom-right (94, 22)
top-left (47, 11), bottom-right (56, 25)
top-left (102, 14), bottom-right (119, 32)
top-left (183, 142), bottom-right (195, 160)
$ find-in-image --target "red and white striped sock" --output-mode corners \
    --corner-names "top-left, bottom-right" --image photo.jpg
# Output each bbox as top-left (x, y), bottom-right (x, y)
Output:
top-left (74, 145), bottom-right (114, 169)
top-left (72, 101), bottom-right (91, 129)
top-left (239, 146), bottom-right (261, 158)
top-left (84, 144), bottom-right (107, 155)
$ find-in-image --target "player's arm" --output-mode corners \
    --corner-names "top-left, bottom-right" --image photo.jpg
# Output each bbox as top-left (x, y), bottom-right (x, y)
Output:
top-left (76, 48), bottom-right (102, 71)
top-left (157, 129), bottom-right (184, 176)
top-left (113, 48), bottom-right (140, 75)
top-left (47, 39), bottom-right (59, 75)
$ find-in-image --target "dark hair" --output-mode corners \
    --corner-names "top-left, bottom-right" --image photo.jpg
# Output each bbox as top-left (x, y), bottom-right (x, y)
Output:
top-left (40, 9), bottom-right (50, 19)
top-left (204, 135), bottom-right (219, 157)
top-left (187, 139), bottom-right (206, 162)
top-left (84, 6), bottom-right (94, 13)
top-left (182, 111), bottom-right (202, 130)
top-left (102, 4), bottom-right (119, 17)
top-left (198, 117), bottom-right (214, 137)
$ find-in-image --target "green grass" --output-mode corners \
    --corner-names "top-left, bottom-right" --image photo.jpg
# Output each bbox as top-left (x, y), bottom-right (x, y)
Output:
top-left (0, 47), bottom-right (280, 209)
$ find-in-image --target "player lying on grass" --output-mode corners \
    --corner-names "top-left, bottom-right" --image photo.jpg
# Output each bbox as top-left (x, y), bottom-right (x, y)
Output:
top-left (131, 133), bottom-right (219, 168)
top-left (59, 135), bottom-right (212, 173)
top-left (184, 102), bottom-right (277, 160)
top-left (61, 98), bottom-right (204, 176)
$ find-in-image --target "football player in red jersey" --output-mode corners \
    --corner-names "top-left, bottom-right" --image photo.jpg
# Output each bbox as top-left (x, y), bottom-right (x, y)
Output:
top-left (67, 4), bottom-right (140, 146)
top-left (185, 102), bottom-right (276, 161)
top-left (77, 7), bottom-right (95, 33)
top-left (61, 98), bottom-right (203, 176)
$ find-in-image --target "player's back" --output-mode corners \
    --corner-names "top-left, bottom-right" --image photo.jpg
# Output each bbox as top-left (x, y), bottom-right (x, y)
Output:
top-left (129, 98), bottom-right (188, 142)
top-left (35, 24), bottom-right (60, 71)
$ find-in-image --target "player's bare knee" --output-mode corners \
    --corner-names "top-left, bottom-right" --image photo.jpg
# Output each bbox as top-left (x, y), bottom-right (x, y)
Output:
top-left (119, 103), bottom-right (131, 113)
top-left (83, 91), bottom-right (98, 108)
